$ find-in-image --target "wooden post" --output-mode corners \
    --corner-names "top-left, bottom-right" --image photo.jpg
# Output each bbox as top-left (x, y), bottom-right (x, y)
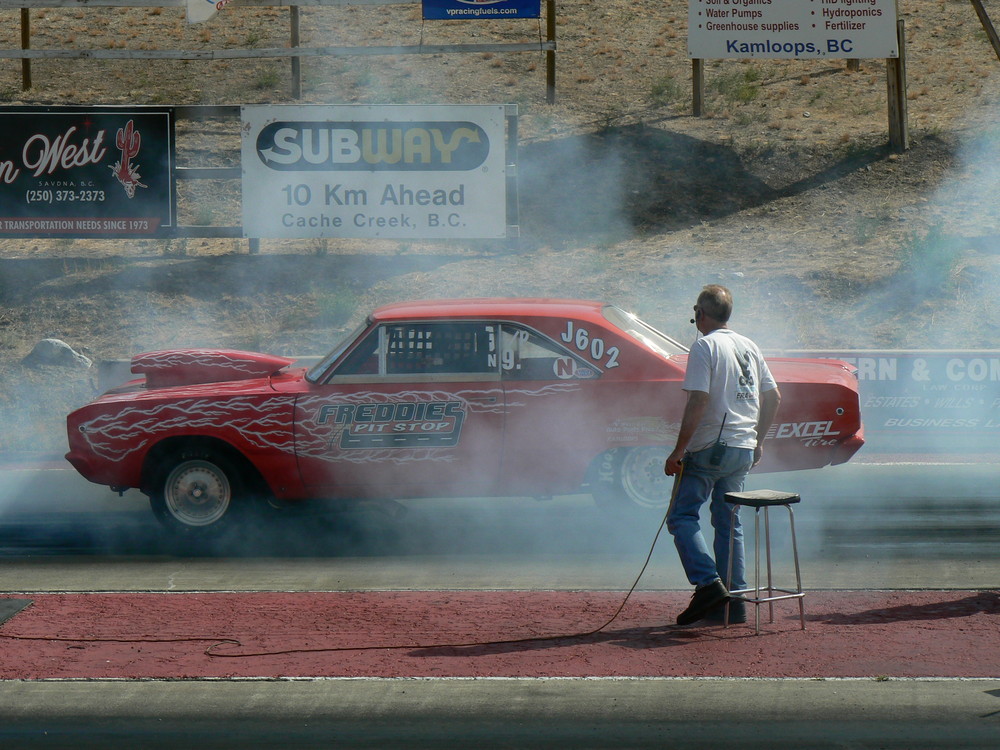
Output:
top-left (20, 8), bottom-right (31, 91)
top-left (545, 0), bottom-right (555, 104)
top-left (970, 0), bottom-right (1000, 62)
top-left (290, 6), bottom-right (301, 99)
top-left (692, 58), bottom-right (704, 117)
top-left (886, 18), bottom-right (908, 152)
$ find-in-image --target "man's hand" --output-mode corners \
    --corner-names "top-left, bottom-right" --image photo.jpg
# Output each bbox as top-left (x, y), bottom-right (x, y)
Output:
top-left (664, 447), bottom-right (686, 476)
top-left (753, 445), bottom-right (763, 467)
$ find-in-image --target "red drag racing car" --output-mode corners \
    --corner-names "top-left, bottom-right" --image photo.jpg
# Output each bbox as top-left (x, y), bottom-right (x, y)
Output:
top-left (66, 299), bottom-right (864, 534)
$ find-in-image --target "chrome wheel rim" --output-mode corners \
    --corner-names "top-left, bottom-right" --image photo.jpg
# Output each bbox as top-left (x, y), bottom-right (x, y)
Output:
top-left (163, 459), bottom-right (231, 527)
top-left (620, 446), bottom-right (670, 510)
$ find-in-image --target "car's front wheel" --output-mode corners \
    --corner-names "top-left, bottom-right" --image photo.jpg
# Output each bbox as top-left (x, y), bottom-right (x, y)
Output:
top-left (589, 446), bottom-right (672, 515)
top-left (148, 448), bottom-right (256, 536)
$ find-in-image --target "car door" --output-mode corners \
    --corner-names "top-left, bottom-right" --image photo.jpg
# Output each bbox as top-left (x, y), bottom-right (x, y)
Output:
top-left (293, 320), bottom-right (505, 499)
top-left (497, 322), bottom-right (606, 496)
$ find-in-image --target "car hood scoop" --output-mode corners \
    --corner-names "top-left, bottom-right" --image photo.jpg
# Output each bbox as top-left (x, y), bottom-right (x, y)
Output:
top-left (131, 349), bottom-right (296, 389)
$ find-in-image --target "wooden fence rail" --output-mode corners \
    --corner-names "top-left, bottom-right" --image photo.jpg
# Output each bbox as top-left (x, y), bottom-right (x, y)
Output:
top-left (1, 0), bottom-right (557, 101)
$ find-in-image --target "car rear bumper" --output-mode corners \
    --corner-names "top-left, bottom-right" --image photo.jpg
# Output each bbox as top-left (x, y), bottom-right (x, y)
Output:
top-left (831, 429), bottom-right (866, 465)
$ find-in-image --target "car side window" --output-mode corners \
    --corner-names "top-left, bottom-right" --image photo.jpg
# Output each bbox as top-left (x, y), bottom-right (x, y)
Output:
top-left (386, 323), bottom-right (498, 375)
top-left (335, 322), bottom-right (499, 376)
top-left (500, 324), bottom-right (593, 380)
top-left (334, 327), bottom-right (380, 375)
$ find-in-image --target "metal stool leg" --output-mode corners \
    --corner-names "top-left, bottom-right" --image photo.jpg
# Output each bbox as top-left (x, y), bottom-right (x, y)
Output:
top-left (787, 503), bottom-right (805, 631)
top-left (765, 506), bottom-right (778, 624)
top-left (753, 507), bottom-right (762, 632)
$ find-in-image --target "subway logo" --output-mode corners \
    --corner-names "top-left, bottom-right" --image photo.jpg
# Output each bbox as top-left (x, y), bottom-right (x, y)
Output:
top-left (255, 121), bottom-right (491, 171)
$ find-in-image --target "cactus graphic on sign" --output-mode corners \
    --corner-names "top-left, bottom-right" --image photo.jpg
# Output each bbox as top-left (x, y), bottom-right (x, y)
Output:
top-left (110, 120), bottom-right (147, 199)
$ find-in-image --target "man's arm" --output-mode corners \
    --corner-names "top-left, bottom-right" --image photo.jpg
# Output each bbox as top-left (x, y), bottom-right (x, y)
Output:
top-left (664, 389), bottom-right (709, 476)
top-left (753, 386), bottom-right (781, 466)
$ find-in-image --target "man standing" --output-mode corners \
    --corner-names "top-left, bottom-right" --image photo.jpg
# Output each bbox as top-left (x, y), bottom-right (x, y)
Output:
top-left (664, 284), bottom-right (780, 626)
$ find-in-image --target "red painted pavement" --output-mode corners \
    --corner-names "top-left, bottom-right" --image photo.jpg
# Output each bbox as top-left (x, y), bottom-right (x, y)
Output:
top-left (1, 591), bottom-right (997, 680)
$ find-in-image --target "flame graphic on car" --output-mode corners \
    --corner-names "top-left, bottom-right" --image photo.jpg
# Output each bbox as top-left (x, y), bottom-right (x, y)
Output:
top-left (77, 396), bottom-right (296, 460)
top-left (76, 383), bottom-right (583, 466)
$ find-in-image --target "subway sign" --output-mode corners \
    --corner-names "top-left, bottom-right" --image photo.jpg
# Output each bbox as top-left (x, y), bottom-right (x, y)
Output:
top-left (242, 105), bottom-right (509, 240)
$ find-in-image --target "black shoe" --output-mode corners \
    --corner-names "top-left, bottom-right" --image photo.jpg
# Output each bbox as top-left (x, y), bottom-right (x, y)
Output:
top-left (704, 598), bottom-right (746, 624)
top-left (676, 580), bottom-right (729, 626)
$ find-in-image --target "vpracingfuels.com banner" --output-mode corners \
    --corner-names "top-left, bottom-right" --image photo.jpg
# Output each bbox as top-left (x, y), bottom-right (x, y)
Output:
top-left (422, 0), bottom-right (540, 20)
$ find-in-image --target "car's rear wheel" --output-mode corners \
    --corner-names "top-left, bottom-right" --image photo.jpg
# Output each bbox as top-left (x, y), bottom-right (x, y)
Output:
top-left (148, 448), bottom-right (255, 536)
top-left (589, 446), bottom-right (671, 514)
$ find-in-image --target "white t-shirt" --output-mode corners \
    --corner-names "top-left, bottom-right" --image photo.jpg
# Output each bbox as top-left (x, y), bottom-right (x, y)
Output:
top-left (683, 328), bottom-right (777, 451)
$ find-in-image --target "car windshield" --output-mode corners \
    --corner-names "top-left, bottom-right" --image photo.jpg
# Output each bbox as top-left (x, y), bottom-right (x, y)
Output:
top-left (603, 305), bottom-right (687, 358)
top-left (305, 321), bottom-right (370, 383)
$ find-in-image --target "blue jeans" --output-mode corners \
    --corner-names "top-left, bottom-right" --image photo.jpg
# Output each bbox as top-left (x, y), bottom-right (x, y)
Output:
top-left (666, 445), bottom-right (754, 590)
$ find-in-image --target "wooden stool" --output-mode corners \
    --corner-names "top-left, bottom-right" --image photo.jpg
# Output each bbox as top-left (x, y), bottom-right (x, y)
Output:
top-left (723, 489), bottom-right (805, 634)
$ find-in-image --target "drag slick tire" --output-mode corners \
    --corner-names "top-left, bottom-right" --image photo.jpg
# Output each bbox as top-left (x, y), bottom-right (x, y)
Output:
top-left (588, 446), bottom-right (671, 515)
top-left (147, 444), bottom-right (260, 536)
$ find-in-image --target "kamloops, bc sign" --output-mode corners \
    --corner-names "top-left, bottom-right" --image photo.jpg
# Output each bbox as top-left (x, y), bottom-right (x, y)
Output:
top-left (688, 0), bottom-right (899, 60)
top-left (241, 105), bottom-right (509, 239)
top-left (0, 108), bottom-right (175, 238)
top-left (798, 351), bottom-right (1000, 454)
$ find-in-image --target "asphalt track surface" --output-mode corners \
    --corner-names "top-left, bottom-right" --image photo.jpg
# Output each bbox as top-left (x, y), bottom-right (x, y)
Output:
top-left (3, 679), bottom-right (1000, 749)
top-left (1, 457), bottom-right (998, 747)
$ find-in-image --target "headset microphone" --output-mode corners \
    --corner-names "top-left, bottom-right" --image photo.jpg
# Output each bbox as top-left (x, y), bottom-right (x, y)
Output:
top-left (690, 318), bottom-right (696, 324)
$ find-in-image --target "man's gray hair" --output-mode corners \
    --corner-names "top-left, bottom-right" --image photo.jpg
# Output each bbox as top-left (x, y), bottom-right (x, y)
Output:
top-left (697, 284), bottom-right (733, 322)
